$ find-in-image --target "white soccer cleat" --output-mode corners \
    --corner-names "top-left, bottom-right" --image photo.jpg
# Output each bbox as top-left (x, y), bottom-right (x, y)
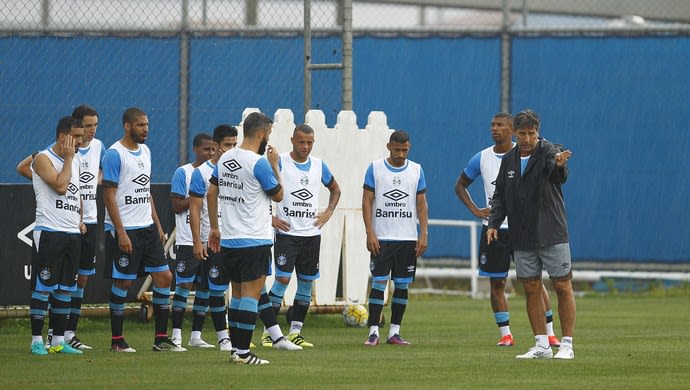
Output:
top-left (171, 337), bottom-right (183, 348)
top-left (218, 338), bottom-right (233, 352)
top-left (188, 338), bottom-right (215, 348)
top-left (515, 345), bottom-right (553, 359)
top-left (231, 352), bottom-right (269, 365)
top-left (554, 345), bottom-right (574, 360)
top-left (67, 336), bottom-right (93, 350)
top-left (272, 336), bottom-right (303, 351)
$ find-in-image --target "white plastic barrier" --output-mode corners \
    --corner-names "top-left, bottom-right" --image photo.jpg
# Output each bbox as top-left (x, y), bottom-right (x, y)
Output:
top-left (232, 108), bottom-right (393, 305)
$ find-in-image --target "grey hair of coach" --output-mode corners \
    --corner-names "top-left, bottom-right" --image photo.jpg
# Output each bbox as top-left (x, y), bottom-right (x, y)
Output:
top-left (513, 109), bottom-right (540, 131)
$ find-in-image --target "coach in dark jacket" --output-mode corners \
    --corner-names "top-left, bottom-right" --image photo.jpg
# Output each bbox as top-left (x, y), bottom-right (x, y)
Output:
top-left (487, 110), bottom-right (576, 360)
top-left (488, 138), bottom-right (568, 250)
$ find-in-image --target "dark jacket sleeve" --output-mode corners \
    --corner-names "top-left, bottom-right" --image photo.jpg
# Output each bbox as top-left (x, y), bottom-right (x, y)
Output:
top-left (488, 154), bottom-right (508, 229)
top-left (544, 142), bottom-right (568, 185)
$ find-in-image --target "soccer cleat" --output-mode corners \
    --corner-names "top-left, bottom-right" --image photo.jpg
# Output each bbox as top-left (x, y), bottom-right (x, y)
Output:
top-left (171, 337), bottom-right (183, 347)
top-left (364, 333), bottom-right (380, 346)
top-left (68, 336), bottom-right (93, 350)
top-left (554, 345), bottom-right (574, 360)
top-left (386, 334), bottom-right (411, 345)
top-left (548, 335), bottom-right (561, 347)
top-left (260, 332), bottom-right (273, 348)
top-left (497, 334), bottom-right (515, 346)
top-left (218, 338), bottom-right (233, 352)
top-left (111, 339), bottom-right (136, 353)
top-left (152, 337), bottom-right (187, 352)
top-left (231, 352), bottom-right (269, 365)
top-left (49, 342), bottom-right (83, 355)
top-left (31, 341), bottom-right (48, 356)
top-left (515, 345), bottom-right (553, 359)
top-left (288, 333), bottom-right (314, 348)
top-left (188, 338), bottom-right (215, 348)
top-left (272, 336), bottom-right (303, 350)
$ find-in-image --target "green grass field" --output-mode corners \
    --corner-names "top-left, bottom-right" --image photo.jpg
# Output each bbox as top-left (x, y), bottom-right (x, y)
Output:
top-left (1, 293), bottom-right (689, 389)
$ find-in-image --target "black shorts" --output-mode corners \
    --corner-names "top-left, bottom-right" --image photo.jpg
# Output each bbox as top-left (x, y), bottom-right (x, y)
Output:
top-left (479, 225), bottom-right (512, 278)
top-left (370, 241), bottom-right (417, 284)
top-left (274, 234), bottom-right (321, 281)
top-left (174, 244), bottom-right (212, 289)
top-left (78, 223), bottom-right (98, 276)
top-left (209, 245), bottom-right (271, 286)
top-left (31, 230), bottom-right (81, 292)
top-left (105, 225), bottom-right (168, 280)
top-left (204, 249), bottom-right (229, 291)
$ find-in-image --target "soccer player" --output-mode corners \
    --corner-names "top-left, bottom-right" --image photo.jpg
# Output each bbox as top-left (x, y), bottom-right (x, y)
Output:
top-left (102, 107), bottom-right (184, 353)
top-left (362, 130), bottom-right (428, 346)
top-left (17, 105), bottom-right (104, 350)
top-left (208, 112), bottom-right (299, 365)
top-left (454, 112), bottom-right (560, 348)
top-left (488, 109), bottom-right (576, 360)
top-left (28, 116), bottom-right (85, 355)
top-left (189, 124), bottom-right (238, 352)
top-left (267, 124), bottom-right (341, 348)
top-left (169, 133), bottom-right (216, 348)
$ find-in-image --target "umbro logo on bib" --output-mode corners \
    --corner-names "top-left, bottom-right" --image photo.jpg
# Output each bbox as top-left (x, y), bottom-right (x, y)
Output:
top-left (132, 174), bottom-right (150, 186)
top-left (223, 159), bottom-right (242, 172)
top-left (291, 188), bottom-right (314, 201)
top-left (383, 189), bottom-right (408, 202)
top-left (67, 183), bottom-right (79, 194)
top-left (80, 171), bottom-right (95, 183)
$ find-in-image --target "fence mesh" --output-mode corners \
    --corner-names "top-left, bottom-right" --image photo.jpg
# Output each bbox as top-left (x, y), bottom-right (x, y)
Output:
top-left (1, 0), bottom-right (688, 182)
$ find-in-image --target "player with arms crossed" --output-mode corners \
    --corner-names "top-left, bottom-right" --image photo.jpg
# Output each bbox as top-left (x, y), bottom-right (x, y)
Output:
top-left (362, 130), bottom-right (428, 346)
top-left (267, 124), bottom-right (341, 348)
top-left (455, 112), bottom-right (560, 348)
top-left (102, 107), bottom-right (184, 353)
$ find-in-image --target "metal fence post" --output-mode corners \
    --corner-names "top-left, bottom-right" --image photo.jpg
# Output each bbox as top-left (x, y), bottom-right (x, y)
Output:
top-left (179, 0), bottom-right (190, 165)
top-left (342, 0), bottom-right (353, 111)
top-left (500, 0), bottom-right (511, 114)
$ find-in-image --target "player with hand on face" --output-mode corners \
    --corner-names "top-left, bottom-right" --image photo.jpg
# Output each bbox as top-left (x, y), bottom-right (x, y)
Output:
top-left (28, 116), bottom-right (85, 356)
top-left (207, 112), bottom-right (300, 365)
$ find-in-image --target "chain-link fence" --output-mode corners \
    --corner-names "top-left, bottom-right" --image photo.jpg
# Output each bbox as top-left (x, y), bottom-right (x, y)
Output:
top-left (1, 1), bottom-right (689, 304)
top-left (1, 0), bottom-right (688, 183)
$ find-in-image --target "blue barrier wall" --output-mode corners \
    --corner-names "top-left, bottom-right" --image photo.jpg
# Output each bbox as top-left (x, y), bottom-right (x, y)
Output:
top-left (0, 36), bottom-right (180, 183)
top-left (511, 36), bottom-right (690, 262)
top-left (1, 35), bottom-right (688, 262)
